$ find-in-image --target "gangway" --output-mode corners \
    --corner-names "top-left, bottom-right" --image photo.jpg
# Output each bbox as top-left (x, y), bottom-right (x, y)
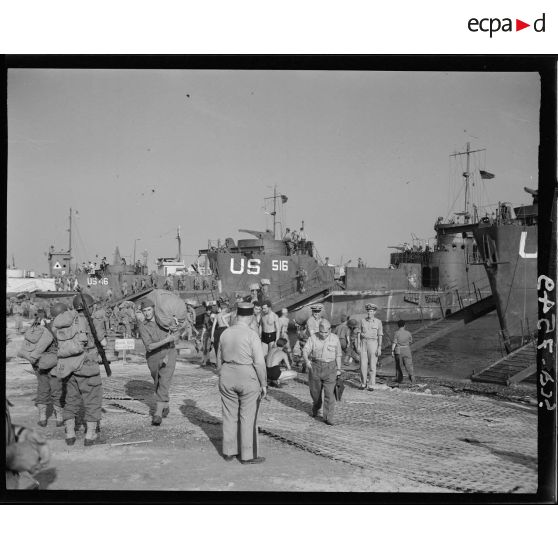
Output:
top-left (471, 342), bottom-right (536, 385)
top-left (378, 292), bottom-right (496, 374)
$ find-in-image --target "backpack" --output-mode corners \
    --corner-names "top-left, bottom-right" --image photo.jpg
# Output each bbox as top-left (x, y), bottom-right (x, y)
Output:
top-left (151, 289), bottom-right (188, 331)
top-left (17, 323), bottom-right (54, 365)
top-left (52, 310), bottom-right (88, 377)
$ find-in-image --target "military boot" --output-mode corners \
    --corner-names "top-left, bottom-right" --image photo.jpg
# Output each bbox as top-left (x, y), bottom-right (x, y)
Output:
top-left (84, 421), bottom-right (106, 447)
top-left (152, 402), bottom-right (165, 426)
top-left (64, 418), bottom-right (76, 446)
top-left (53, 405), bottom-right (64, 427)
top-left (37, 404), bottom-right (48, 427)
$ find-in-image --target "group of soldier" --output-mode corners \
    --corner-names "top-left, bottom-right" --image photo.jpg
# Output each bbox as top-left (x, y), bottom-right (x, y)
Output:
top-left (6, 275), bottom-right (416, 484)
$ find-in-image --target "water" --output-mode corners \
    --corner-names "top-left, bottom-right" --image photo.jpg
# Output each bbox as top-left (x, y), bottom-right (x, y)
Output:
top-left (382, 312), bottom-right (505, 380)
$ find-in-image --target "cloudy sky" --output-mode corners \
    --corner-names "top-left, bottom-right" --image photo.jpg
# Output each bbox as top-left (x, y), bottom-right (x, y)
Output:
top-left (7, 68), bottom-right (540, 273)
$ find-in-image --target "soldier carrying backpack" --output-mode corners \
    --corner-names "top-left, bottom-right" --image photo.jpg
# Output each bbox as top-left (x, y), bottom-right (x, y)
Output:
top-left (53, 293), bottom-right (107, 447)
top-left (18, 305), bottom-right (65, 428)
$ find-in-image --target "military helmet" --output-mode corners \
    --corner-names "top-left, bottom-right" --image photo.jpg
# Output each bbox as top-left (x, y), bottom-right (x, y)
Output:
top-left (72, 293), bottom-right (95, 311)
top-left (50, 302), bottom-right (68, 318)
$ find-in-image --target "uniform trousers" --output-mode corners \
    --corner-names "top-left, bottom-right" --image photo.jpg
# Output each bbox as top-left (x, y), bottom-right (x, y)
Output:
top-left (394, 347), bottom-right (414, 382)
top-left (36, 369), bottom-right (63, 406)
top-left (219, 363), bottom-right (261, 460)
top-left (63, 372), bottom-right (103, 422)
top-left (360, 339), bottom-right (379, 386)
top-left (14, 314), bottom-right (23, 333)
top-left (345, 340), bottom-right (360, 363)
top-left (308, 360), bottom-right (337, 422)
top-left (146, 348), bottom-right (176, 404)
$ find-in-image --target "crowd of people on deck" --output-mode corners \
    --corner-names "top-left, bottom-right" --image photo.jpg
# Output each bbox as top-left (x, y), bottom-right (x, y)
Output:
top-left (5, 274), bottom-right (416, 486)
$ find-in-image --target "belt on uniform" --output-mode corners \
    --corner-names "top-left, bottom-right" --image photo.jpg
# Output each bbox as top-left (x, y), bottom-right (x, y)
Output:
top-left (361, 337), bottom-right (378, 340)
top-left (223, 361), bottom-right (251, 366)
top-left (310, 359), bottom-right (336, 364)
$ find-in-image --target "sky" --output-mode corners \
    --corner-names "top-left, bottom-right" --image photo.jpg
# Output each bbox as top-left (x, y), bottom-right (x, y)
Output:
top-left (7, 69), bottom-right (540, 274)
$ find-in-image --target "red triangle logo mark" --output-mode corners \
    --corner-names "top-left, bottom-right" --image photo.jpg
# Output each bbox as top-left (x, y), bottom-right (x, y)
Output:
top-left (516, 19), bottom-right (530, 31)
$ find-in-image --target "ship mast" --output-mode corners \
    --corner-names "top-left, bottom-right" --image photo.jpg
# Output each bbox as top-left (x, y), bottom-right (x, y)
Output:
top-left (264, 185), bottom-right (288, 240)
top-left (176, 225), bottom-right (182, 261)
top-left (67, 207), bottom-right (73, 272)
top-left (450, 143), bottom-right (485, 223)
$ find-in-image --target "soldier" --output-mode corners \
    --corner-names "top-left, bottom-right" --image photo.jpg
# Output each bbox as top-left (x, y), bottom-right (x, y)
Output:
top-left (357, 303), bottom-right (383, 391)
top-left (260, 300), bottom-right (279, 348)
top-left (181, 299), bottom-right (198, 342)
top-left (132, 277), bottom-right (139, 294)
top-left (199, 302), bottom-right (216, 367)
top-left (91, 301), bottom-right (109, 342)
top-left (305, 303), bottom-right (323, 337)
top-left (121, 279), bottom-right (129, 297)
top-left (33, 306), bottom-right (65, 428)
top-left (140, 277), bottom-right (147, 291)
top-left (277, 308), bottom-right (292, 364)
top-left (391, 319), bottom-right (415, 384)
top-left (211, 301), bottom-right (231, 355)
top-left (6, 400), bottom-right (51, 489)
top-left (296, 266), bottom-right (307, 293)
top-left (106, 287), bottom-right (113, 303)
top-left (345, 318), bottom-right (361, 365)
top-left (302, 319), bottom-right (342, 426)
top-left (13, 297), bottom-right (24, 334)
top-left (217, 302), bottom-right (267, 464)
top-left (62, 294), bottom-right (106, 446)
top-left (139, 298), bottom-right (181, 425)
top-left (28, 300), bottom-right (38, 320)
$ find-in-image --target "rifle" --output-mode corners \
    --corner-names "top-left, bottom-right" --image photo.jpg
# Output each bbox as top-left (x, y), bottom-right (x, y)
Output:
top-left (76, 287), bottom-right (112, 377)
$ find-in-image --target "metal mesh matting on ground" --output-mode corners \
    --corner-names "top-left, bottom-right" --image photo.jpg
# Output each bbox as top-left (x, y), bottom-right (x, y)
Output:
top-left (98, 362), bottom-right (537, 493)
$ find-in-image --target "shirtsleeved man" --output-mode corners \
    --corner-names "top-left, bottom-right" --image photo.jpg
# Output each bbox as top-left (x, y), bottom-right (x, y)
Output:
top-left (217, 302), bottom-right (267, 464)
top-left (302, 319), bottom-right (342, 426)
top-left (139, 298), bottom-right (181, 426)
top-left (391, 319), bottom-right (415, 384)
top-left (357, 303), bottom-right (383, 391)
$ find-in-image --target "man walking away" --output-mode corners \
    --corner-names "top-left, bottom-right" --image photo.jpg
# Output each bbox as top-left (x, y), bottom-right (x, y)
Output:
top-left (392, 319), bottom-right (415, 384)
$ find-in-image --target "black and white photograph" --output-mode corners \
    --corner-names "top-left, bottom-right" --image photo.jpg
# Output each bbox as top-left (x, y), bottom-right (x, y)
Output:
top-left (3, 57), bottom-right (556, 499)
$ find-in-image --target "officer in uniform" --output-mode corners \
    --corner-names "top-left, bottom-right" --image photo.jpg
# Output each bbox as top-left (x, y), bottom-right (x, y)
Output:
top-left (357, 303), bottom-right (383, 390)
top-left (305, 303), bottom-right (324, 337)
top-left (217, 302), bottom-right (267, 464)
top-left (63, 294), bottom-right (106, 446)
top-left (138, 298), bottom-right (180, 425)
top-left (302, 319), bottom-right (342, 426)
top-left (259, 279), bottom-right (271, 304)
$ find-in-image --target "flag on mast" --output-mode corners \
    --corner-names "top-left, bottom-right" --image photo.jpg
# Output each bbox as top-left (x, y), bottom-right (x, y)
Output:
top-left (479, 170), bottom-right (495, 179)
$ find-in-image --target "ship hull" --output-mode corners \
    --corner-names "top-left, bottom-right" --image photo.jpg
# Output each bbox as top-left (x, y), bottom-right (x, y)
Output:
top-left (473, 223), bottom-right (537, 351)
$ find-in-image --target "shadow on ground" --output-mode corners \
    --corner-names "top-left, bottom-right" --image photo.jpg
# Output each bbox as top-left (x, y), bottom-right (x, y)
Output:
top-left (179, 398), bottom-right (222, 456)
top-left (125, 380), bottom-right (155, 414)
